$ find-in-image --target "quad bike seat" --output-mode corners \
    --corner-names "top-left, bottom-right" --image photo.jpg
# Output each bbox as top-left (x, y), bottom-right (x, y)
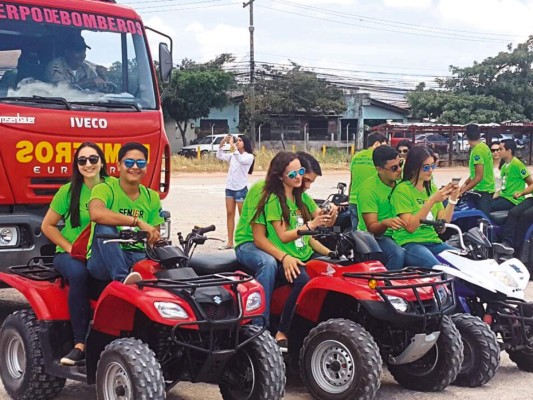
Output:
top-left (189, 253), bottom-right (249, 276)
top-left (489, 210), bottom-right (509, 225)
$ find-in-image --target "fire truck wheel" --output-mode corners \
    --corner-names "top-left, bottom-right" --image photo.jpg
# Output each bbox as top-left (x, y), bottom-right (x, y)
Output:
top-left (219, 325), bottom-right (286, 400)
top-left (96, 338), bottom-right (165, 400)
top-left (0, 310), bottom-right (66, 400)
top-left (300, 318), bottom-right (382, 400)
top-left (452, 314), bottom-right (500, 387)
top-left (389, 315), bottom-right (464, 392)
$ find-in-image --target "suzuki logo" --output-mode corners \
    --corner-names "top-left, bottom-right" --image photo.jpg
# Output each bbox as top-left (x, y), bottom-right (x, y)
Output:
top-left (213, 296), bottom-right (222, 305)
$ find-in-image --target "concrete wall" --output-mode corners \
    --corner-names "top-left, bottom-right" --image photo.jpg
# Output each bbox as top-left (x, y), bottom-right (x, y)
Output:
top-left (194, 102), bottom-right (240, 133)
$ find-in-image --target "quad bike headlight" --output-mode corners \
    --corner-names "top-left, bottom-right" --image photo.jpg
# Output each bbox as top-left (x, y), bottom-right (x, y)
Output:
top-left (490, 271), bottom-right (519, 288)
top-left (385, 295), bottom-right (409, 313)
top-left (159, 219), bottom-right (171, 240)
top-left (246, 292), bottom-right (262, 312)
top-left (154, 302), bottom-right (188, 319)
top-left (0, 227), bottom-right (19, 247)
top-left (435, 285), bottom-right (449, 304)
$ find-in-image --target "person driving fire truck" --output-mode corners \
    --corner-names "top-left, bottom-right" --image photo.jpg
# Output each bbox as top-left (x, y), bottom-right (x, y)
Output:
top-left (45, 35), bottom-right (106, 90)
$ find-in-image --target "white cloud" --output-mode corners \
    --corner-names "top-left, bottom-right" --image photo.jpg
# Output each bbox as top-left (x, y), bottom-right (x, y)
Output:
top-left (383, 0), bottom-right (431, 8)
top-left (144, 16), bottom-right (178, 61)
top-left (437, 0), bottom-right (533, 36)
top-left (184, 23), bottom-right (249, 59)
top-left (286, 0), bottom-right (355, 4)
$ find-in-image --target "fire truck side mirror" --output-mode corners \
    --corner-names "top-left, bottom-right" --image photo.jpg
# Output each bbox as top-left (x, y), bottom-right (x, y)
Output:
top-left (159, 42), bottom-right (173, 84)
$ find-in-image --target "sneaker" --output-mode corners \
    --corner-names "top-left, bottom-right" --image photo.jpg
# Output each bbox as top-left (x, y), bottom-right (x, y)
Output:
top-left (123, 272), bottom-right (142, 285)
top-left (276, 338), bottom-right (288, 353)
top-left (60, 348), bottom-right (85, 366)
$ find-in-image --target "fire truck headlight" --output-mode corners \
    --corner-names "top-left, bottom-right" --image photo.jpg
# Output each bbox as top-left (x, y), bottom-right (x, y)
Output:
top-left (0, 227), bottom-right (19, 247)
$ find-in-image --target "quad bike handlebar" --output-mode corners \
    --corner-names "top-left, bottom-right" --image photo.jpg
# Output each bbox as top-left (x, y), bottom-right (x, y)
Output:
top-left (194, 225), bottom-right (216, 236)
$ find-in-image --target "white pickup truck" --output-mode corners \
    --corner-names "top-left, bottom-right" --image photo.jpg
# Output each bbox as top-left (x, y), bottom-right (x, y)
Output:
top-left (178, 134), bottom-right (243, 157)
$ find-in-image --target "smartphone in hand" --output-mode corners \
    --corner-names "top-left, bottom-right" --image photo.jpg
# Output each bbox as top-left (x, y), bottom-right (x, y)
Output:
top-left (451, 177), bottom-right (461, 185)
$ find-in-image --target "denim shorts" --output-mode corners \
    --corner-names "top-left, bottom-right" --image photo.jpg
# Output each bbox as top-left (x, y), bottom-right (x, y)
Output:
top-left (226, 187), bottom-right (248, 202)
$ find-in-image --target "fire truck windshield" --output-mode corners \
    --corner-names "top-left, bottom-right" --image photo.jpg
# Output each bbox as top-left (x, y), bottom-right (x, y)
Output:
top-left (0, 12), bottom-right (157, 110)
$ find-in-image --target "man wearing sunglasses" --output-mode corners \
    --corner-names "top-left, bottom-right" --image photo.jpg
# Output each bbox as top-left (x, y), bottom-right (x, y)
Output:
top-left (87, 142), bottom-right (164, 284)
top-left (459, 123), bottom-right (494, 217)
top-left (348, 133), bottom-right (388, 231)
top-left (357, 146), bottom-right (406, 269)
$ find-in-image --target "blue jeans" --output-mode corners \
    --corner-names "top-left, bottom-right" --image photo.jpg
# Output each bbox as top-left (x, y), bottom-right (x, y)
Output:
top-left (235, 242), bottom-right (309, 333)
top-left (53, 252), bottom-right (90, 344)
top-left (87, 225), bottom-right (146, 281)
top-left (225, 187), bottom-right (248, 203)
top-left (403, 242), bottom-right (455, 268)
top-left (349, 204), bottom-right (358, 231)
top-left (490, 196), bottom-right (515, 212)
top-left (376, 236), bottom-right (405, 270)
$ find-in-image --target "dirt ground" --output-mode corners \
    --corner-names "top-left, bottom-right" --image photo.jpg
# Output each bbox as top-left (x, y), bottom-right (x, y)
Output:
top-left (0, 168), bottom-right (532, 400)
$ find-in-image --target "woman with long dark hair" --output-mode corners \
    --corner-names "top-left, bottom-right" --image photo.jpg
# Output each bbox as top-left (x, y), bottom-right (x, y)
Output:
top-left (217, 134), bottom-right (255, 249)
top-left (41, 142), bottom-right (112, 365)
top-left (254, 151), bottom-right (331, 349)
top-left (389, 146), bottom-right (459, 268)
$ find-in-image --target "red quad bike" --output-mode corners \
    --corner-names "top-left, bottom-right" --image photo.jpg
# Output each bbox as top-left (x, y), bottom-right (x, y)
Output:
top-left (188, 227), bottom-right (470, 400)
top-left (0, 226), bottom-right (286, 400)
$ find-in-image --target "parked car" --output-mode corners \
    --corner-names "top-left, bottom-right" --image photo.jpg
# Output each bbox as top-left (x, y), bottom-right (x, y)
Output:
top-left (389, 131), bottom-right (413, 148)
top-left (415, 133), bottom-right (450, 155)
top-left (178, 134), bottom-right (243, 157)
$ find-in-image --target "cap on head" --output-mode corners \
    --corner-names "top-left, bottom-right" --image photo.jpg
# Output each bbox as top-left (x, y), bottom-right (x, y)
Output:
top-left (65, 36), bottom-right (91, 52)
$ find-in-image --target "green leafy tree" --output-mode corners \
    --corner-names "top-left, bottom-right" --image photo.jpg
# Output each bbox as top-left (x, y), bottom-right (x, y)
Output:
top-left (408, 36), bottom-right (533, 123)
top-left (162, 54), bottom-right (236, 146)
top-left (240, 63), bottom-right (346, 133)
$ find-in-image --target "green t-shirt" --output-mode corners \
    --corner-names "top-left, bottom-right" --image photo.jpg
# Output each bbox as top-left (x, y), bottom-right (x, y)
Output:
top-left (500, 157), bottom-right (530, 205)
top-left (264, 193), bottom-right (318, 261)
top-left (234, 180), bottom-right (266, 247)
top-left (469, 142), bottom-right (494, 193)
top-left (357, 174), bottom-right (396, 237)
top-left (234, 180), bottom-right (319, 247)
top-left (87, 179), bottom-right (165, 255)
top-left (390, 181), bottom-right (444, 246)
top-left (49, 177), bottom-right (115, 253)
top-left (349, 148), bottom-right (376, 204)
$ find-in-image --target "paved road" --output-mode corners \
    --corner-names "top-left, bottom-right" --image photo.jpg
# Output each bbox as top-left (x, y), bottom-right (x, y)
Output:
top-left (0, 168), bottom-right (532, 400)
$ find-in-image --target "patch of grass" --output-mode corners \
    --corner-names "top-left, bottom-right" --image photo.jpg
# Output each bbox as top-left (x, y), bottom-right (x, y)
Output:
top-left (171, 148), bottom-right (353, 173)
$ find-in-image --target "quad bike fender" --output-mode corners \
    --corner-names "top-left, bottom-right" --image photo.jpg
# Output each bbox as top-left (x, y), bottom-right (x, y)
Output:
top-left (295, 276), bottom-right (382, 323)
top-left (0, 272), bottom-right (69, 320)
top-left (92, 282), bottom-right (197, 337)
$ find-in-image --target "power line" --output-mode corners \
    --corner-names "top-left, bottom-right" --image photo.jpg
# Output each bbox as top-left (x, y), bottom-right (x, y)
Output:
top-left (257, 4), bottom-right (513, 44)
top-left (273, 0), bottom-right (519, 39)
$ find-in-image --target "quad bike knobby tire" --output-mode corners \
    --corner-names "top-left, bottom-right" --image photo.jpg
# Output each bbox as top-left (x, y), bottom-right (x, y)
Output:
top-left (219, 325), bottom-right (286, 400)
top-left (96, 337), bottom-right (165, 400)
top-left (388, 315), bottom-right (464, 392)
top-left (300, 318), bottom-right (382, 400)
top-left (0, 309), bottom-right (66, 400)
top-left (452, 314), bottom-right (500, 387)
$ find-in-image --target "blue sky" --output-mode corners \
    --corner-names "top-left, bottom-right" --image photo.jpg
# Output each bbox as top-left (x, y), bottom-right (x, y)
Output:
top-left (123, 0), bottom-right (532, 103)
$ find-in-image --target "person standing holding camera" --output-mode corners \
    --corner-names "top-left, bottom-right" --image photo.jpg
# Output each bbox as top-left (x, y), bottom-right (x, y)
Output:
top-left (217, 135), bottom-right (255, 249)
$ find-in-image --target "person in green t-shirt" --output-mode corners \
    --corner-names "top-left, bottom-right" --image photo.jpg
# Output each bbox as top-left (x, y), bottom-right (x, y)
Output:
top-left (348, 133), bottom-right (388, 231)
top-left (460, 123), bottom-right (494, 217)
top-left (87, 142), bottom-right (164, 284)
top-left (490, 139), bottom-right (533, 212)
top-left (234, 152), bottom-right (336, 344)
top-left (357, 145), bottom-right (406, 270)
top-left (252, 151), bottom-right (332, 349)
top-left (390, 146), bottom-right (460, 268)
top-left (41, 142), bottom-right (110, 366)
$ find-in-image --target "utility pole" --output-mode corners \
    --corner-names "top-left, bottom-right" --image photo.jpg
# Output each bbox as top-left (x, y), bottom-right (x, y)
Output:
top-left (243, 0), bottom-right (256, 146)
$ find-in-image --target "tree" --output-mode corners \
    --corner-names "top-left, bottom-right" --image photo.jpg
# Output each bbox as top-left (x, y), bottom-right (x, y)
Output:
top-left (162, 54), bottom-right (236, 146)
top-left (240, 63), bottom-right (346, 134)
top-left (408, 36), bottom-right (533, 123)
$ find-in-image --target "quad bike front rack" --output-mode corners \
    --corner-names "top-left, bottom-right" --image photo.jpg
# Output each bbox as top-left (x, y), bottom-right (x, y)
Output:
top-left (489, 299), bottom-right (533, 349)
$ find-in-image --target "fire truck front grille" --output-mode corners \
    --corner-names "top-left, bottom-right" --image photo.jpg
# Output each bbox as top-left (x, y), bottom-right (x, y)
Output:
top-left (30, 178), bottom-right (69, 196)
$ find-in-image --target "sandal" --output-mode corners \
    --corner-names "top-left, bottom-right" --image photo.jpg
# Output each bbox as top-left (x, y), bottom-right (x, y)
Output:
top-left (276, 338), bottom-right (288, 353)
top-left (218, 244), bottom-right (234, 250)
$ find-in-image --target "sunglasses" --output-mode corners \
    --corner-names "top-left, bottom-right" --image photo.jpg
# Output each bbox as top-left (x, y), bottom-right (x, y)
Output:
top-left (123, 158), bottom-right (147, 168)
top-left (422, 163), bottom-right (438, 173)
top-left (77, 155), bottom-right (100, 166)
top-left (491, 148), bottom-right (500, 153)
top-left (398, 149), bottom-right (409, 154)
top-left (384, 159), bottom-right (404, 172)
top-left (287, 167), bottom-right (306, 179)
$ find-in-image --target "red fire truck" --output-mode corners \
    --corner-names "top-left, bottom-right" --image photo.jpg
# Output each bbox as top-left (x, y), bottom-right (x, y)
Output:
top-left (0, 0), bottom-right (173, 270)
